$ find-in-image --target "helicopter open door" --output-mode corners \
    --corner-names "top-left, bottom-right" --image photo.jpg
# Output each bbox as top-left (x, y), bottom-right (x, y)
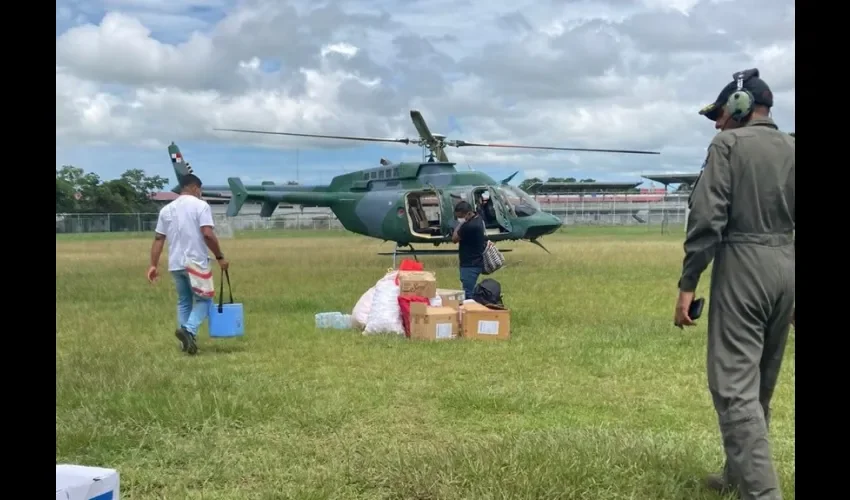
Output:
top-left (488, 186), bottom-right (513, 232)
top-left (405, 188), bottom-right (447, 239)
top-left (437, 189), bottom-right (457, 237)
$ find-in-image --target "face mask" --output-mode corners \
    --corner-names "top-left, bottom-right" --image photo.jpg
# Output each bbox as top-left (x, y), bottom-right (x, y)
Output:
top-left (457, 217), bottom-right (466, 223)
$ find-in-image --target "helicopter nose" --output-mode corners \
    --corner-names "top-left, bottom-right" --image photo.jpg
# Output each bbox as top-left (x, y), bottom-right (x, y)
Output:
top-left (524, 213), bottom-right (562, 239)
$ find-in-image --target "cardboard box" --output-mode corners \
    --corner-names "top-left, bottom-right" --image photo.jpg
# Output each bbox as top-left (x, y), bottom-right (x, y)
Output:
top-left (460, 302), bottom-right (511, 340)
top-left (56, 464), bottom-right (120, 500)
top-left (436, 288), bottom-right (465, 309)
top-left (398, 271), bottom-right (437, 298)
top-left (409, 302), bottom-right (459, 340)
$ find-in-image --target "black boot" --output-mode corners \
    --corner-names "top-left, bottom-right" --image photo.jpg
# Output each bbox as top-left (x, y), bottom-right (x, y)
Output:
top-left (174, 328), bottom-right (198, 355)
top-left (704, 473), bottom-right (737, 495)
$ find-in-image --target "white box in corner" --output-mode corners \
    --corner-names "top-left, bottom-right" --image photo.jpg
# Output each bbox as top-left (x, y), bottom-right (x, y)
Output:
top-left (56, 464), bottom-right (120, 500)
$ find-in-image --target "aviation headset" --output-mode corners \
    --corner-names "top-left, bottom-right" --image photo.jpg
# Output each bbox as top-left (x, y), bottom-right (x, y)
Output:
top-left (724, 69), bottom-right (757, 122)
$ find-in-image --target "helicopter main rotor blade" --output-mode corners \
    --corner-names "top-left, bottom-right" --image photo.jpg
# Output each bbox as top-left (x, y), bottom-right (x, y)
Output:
top-left (213, 128), bottom-right (414, 146)
top-left (451, 140), bottom-right (661, 155)
top-left (409, 110), bottom-right (436, 143)
top-left (409, 110), bottom-right (449, 162)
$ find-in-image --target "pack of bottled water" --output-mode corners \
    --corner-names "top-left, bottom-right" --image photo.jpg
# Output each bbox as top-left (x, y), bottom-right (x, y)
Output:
top-left (314, 312), bottom-right (353, 330)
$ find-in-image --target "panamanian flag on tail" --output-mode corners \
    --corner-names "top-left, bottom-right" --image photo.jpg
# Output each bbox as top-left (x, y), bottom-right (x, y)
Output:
top-left (171, 152), bottom-right (183, 164)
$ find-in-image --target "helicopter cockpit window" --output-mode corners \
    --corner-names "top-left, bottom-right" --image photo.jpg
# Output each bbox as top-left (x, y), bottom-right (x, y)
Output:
top-left (494, 185), bottom-right (541, 217)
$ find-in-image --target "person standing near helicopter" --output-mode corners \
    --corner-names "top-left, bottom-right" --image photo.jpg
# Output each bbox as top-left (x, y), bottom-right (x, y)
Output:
top-left (452, 201), bottom-right (486, 299)
top-left (672, 69), bottom-right (794, 500)
top-left (477, 191), bottom-right (497, 227)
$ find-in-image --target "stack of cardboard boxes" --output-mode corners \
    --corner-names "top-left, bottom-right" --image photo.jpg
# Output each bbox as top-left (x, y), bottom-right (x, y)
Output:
top-left (397, 270), bottom-right (511, 341)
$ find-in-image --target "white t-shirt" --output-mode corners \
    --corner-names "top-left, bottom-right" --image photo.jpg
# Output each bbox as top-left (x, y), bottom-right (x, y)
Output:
top-left (154, 195), bottom-right (216, 271)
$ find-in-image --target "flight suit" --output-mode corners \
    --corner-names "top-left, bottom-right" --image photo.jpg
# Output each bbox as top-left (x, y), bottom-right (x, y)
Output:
top-left (678, 116), bottom-right (794, 500)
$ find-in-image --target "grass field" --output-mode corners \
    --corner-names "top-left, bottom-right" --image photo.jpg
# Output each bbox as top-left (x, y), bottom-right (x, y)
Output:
top-left (56, 227), bottom-right (795, 499)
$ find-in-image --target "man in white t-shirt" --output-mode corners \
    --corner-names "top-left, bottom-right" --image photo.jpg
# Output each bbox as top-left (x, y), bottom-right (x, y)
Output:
top-left (147, 174), bottom-right (229, 355)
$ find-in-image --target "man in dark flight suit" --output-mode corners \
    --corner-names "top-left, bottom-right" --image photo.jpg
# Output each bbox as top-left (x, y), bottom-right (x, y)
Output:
top-left (477, 191), bottom-right (497, 226)
top-left (673, 69), bottom-right (795, 500)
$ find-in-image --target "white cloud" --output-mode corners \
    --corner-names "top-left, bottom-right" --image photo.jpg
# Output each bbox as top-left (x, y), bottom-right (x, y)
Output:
top-left (56, 0), bottom-right (795, 181)
top-left (321, 42), bottom-right (359, 59)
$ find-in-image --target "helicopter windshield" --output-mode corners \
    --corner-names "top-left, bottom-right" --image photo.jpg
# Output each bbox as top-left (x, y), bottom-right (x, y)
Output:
top-left (494, 185), bottom-right (541, 217)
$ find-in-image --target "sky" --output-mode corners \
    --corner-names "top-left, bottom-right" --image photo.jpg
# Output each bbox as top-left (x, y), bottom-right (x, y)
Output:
top-left (56, 0), bottom-right (795, 189)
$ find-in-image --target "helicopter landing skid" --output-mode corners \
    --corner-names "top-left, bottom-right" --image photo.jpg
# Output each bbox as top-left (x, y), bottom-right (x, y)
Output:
top-left (391, 244), bottom-right (417, 268)
top-left (379, 244), bottom-right (512, 267)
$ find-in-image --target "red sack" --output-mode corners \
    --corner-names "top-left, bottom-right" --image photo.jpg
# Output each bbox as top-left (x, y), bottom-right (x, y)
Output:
top-left (397, 295), bottom-right (430, 337)
top-left (395, 259), bottom-right (424, 285)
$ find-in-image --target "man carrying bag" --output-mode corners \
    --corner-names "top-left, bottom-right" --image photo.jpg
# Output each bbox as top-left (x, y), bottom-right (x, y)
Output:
top-left (147, 174), bottom-right (230, 355)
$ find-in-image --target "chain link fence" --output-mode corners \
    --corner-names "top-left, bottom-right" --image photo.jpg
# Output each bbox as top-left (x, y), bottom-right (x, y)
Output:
top-left (544, 198), bottom-right (687, 228)
top-left (56, 196), bottom-right (689, 235)
top-left (55, 212), bottom-right (347, 234)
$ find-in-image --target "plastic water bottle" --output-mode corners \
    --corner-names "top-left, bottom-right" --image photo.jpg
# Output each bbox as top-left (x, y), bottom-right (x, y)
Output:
top-left (326, 312), bottom-right (338, 328)
top-left (315, 312), bottom-right (348, 329)
top-left (315, 312), bottom-right (332, 328)
top-left (337, 314), bottom-right (352, 329)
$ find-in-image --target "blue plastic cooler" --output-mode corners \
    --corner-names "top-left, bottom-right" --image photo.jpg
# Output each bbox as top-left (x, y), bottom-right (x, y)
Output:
top-left (208, 269), bottom-right (244, 337)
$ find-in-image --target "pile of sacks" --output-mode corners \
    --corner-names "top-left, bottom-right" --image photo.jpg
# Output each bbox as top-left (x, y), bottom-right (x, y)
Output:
top-left (351, 260), bottom-right (428, 336)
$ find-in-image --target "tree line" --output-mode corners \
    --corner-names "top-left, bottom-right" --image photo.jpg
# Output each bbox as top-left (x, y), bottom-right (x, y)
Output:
top-left (56, 165), bottom-right (170, 214)
top-left (56, 165), bottom-right (304, 214)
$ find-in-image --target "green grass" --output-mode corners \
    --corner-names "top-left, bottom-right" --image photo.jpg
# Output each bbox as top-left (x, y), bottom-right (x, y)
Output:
top-left (56, 228), bottom-right (795, 499)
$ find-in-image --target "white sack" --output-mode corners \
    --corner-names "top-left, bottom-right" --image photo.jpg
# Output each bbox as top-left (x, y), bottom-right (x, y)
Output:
top-left (364, 276), bottom-right (404, 335)
top-left (351, 286), bottom-right (375, 330)
top-left (352, 271), bottom-right (397, 330)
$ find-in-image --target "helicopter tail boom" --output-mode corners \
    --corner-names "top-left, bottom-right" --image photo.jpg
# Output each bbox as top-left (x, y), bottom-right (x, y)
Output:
top-left (226, 176), bottom-right (339, 216)
top-left (166, 141), bottom-right (337, 217)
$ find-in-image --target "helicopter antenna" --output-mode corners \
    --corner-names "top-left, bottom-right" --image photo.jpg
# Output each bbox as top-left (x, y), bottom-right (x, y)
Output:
top-left (213, 109), bottom-right (662, 163)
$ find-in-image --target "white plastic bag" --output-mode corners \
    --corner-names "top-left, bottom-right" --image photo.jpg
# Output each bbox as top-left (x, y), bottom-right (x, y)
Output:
top-left (352, 270), bottom-right (397, 330)
top-left (352, 287), bottom-right (375, 330)
top-left (364, 276), bottom-right (405, 335)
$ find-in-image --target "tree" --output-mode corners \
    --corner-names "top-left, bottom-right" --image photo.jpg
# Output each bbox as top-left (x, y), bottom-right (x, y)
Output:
top-left (56, 177), bottom-right (78, 213)
top-left (119, 169), bottom-right (168, 207)
top-left (518, 177), bottom-right (542, 192)
top-left (55, 165), bottom-right (169, 214)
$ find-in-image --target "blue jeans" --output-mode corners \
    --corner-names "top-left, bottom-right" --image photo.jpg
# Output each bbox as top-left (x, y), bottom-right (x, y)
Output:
top-left (459, 266), bottom-right (483, 301)
top-left (172, 270), bottom-right (212, 336)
